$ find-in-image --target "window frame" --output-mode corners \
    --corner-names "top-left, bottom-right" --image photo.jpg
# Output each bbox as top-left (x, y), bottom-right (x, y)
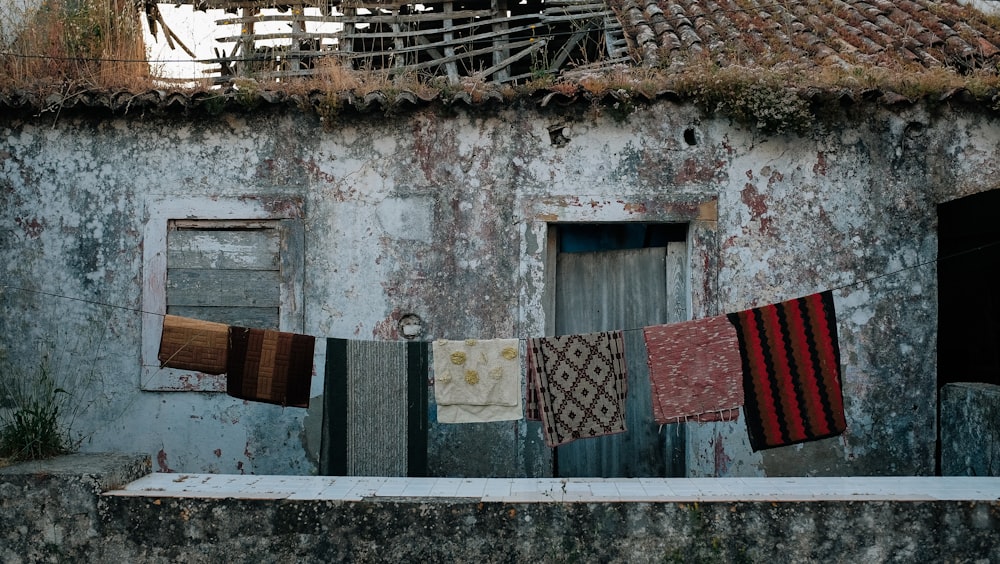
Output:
top-left (141, 196), bottom-right (304, 392)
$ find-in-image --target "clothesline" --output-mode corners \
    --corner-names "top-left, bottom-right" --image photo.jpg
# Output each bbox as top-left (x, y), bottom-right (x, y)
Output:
top-left (156, 290), bottom-right (847, 452)
top-left (2, 239), bottom-right (998, 340)
top-left (4, 235), bottom-right (976, 455)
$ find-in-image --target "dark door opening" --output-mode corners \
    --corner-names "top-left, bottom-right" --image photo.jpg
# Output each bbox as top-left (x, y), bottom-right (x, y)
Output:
top-left (937, 189), bottom-right (1000, 475)
top-left (551, 223), bottom-right (688, 478)
top-left (938, 190), bottom-right (1000, 389)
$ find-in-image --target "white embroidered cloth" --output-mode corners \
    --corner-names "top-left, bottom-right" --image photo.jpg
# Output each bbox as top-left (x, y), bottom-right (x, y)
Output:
top-left (433, 339), bottom-right (522, 423)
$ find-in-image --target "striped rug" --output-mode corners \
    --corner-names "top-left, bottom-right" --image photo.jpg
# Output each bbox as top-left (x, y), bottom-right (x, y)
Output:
top-left (322, 339), bottom-right (428, 477)
top-left (226, 327), bottom-right (315, 408)
top-left (726, 291), bottom-right (847, 451)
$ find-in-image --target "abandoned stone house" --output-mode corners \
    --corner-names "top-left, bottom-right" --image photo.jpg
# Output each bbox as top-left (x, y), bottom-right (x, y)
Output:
top-left (2, 0), bottom-right (1000, 480)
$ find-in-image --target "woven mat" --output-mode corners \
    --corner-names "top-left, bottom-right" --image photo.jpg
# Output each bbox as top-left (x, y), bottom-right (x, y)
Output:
top-left (727, 291), bottom-right (847, 451)
top-left (526, 331), bottom-right (628, 448)
top-left (643, 315), bottom-right (743, 424)
top-left (158, 315), bottom-right (229, 375)
top-left (323, 339), bottom-right (429, 477)
top-left (227, 327), bottom-right (314, 408)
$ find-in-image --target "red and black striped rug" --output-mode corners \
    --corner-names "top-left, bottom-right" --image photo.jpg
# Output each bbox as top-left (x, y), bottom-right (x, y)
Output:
top-left (727, 291), bottom-right (847, 451)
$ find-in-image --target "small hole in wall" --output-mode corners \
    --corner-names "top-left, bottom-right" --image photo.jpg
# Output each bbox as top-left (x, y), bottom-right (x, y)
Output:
top-left (683, 127), bottom-right (698, 146)
top-left (905, 121), bottom-right (924, 139)
top-left (399, 314), bottom-right (423, 339)
top-left (549, 124), bottom-right (570, 148)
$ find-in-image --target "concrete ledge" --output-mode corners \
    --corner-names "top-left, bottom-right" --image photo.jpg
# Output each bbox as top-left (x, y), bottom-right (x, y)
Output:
top-left (0, 452), bottom-right (152, 490)
top-left (108, 473), bottom-right (1000, 502)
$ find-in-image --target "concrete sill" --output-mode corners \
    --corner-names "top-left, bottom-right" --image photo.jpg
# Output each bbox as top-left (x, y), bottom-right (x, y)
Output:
top-left (105, 473), bottom-right (1000, 503)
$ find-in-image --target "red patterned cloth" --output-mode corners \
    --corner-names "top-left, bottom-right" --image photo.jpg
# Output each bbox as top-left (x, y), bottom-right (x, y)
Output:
top-left (727, 291), bottom-right (847, 451)
top-left (526, 331), bottom-right (628, 448)
top-left (227, 327), bottom-right (315, 408)
top-left (643, 315), bottom-right (744, 424)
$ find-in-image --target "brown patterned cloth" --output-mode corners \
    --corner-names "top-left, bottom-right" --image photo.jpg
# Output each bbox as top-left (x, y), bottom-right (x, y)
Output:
top-left (643, 315), bottom-right (744, 424)
top-left (526, 331), bottom-right (628, 448)
top-left (158, 315), bottom-right (229, 375)
top-left (227, 327), bottom-right (315, 408)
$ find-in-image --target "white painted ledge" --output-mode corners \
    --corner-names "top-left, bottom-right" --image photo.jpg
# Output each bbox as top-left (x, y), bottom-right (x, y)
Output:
top-left (104, 474), bottom-right (1000, 503)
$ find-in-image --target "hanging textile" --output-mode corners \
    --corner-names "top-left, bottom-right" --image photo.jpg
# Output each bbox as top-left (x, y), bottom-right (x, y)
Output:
top-left (322, 339), bottom-right (429, 477)
top-left (526, 331), bottom-right (628, 448)
top-left (158, 314), bottom-right (229, 375)
top-left (643, 315), bottom-right (744, 424)
top-left (726, 291), bottom-right (847, 451)
top-left (226, 327), bottom-right (315, 408)
top-left (432, 339), bottom-right (522, 423)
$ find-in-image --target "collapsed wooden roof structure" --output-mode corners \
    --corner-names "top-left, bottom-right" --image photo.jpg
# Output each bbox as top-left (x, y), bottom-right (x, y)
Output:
top-left (144, 0), bottom-right (631, 83)
top-left (143, 0), bottom-right (1000, 86)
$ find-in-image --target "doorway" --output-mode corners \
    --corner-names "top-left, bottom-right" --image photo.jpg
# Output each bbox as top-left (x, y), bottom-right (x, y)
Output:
top-left (550, 223), bottom-right (688, 477)
top-left (937, 189), bottom-right (1000, 474)
top-left (938, 189), bottom-right (1000, 389)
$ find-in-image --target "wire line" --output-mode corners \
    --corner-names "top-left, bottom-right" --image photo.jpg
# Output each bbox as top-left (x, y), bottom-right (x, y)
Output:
top-left (5, 239), bottom-right (999, 340)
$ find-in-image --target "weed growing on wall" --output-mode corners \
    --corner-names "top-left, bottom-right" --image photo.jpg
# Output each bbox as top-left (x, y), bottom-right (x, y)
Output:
top-left (0, 298), bottom-right (111, 463)
top-left (0, 362), bottom-right (69, 462)
top-left (669, 61), bottom-right (814, 134)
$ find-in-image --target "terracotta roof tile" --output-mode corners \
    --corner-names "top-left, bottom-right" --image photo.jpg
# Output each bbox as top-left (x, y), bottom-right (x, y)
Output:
top-left (614, 0), bottom-right (1000, 70)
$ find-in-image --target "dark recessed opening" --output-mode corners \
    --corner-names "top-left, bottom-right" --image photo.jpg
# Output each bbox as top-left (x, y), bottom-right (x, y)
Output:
top-left (938, 189), bottom-right (1000, 390)
top-left (683, 128), bottom-right (697, 146)
top-left (548, 125), bottom-right (570, 148)
top-left (558, 222), bottom-right (687, 253)
top-left (905, 121), bottom-right (925, 138)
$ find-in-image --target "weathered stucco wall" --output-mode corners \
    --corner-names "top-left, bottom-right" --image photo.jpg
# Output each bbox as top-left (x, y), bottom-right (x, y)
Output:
top-left (3, 98), bottom-right (1000, 477)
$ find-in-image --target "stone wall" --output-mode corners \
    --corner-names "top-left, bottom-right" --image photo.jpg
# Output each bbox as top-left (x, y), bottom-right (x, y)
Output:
top-left (0, 453), bottom-right (151, 562)
top-left (3, 98), bottom-right (1000, 476)
top-left (97, 496), bottom-right (999, 563)
top-left (941, 383), bottom-right (1000, 477)
top-left (2, 454), bottom-right (999, 562)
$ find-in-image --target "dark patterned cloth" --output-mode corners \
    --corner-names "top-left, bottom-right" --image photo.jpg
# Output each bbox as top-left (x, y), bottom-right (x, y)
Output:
top-left (727, 291), bottom-right (847, 451)
top-left (227, 327), bottom-right (315, 408)
top-left (526, 331), bottom-right (628, 448)
top-left (644, 315), bottom-right (743, 424)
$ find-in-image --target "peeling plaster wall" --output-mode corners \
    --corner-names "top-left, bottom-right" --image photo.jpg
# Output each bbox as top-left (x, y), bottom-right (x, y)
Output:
top-left (3, 100), bottom-right (1000, 476)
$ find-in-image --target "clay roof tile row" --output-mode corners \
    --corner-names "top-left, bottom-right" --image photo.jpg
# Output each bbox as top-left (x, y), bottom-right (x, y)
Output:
top-left (614, 0), bottom-right (1000, 70)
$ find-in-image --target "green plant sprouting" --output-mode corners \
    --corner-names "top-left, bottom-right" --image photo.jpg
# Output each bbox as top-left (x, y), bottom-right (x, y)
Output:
top-left (0, 364), bottom-right (70, 461)
top-left (0, 302), bottom-right (111, 464)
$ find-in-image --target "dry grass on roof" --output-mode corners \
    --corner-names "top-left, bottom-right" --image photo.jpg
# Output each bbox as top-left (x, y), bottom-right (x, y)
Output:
top-left (0, 0), bottom-right (150, 93)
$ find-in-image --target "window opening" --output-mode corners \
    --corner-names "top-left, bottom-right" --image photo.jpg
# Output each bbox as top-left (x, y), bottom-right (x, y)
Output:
top-left (140, 197), bottom-right (304, 392)
top-left (166, 219), bottom-right (282, 330)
